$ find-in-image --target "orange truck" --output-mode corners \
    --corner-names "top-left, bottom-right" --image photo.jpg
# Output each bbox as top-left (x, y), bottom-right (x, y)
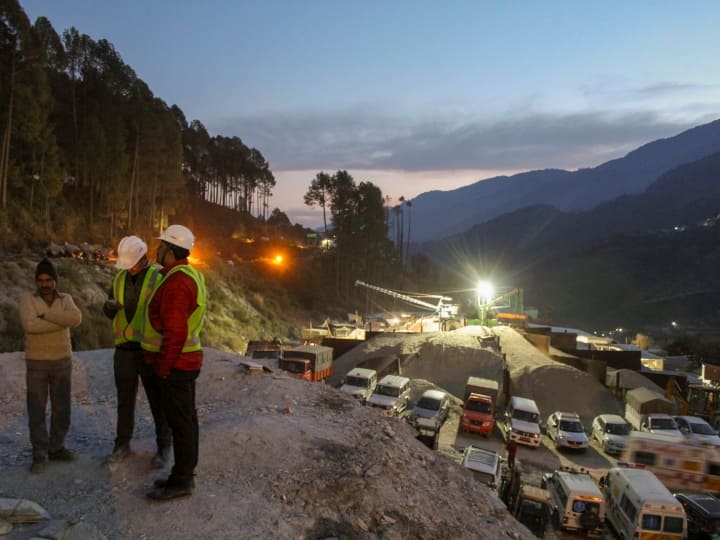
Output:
top-left (278, 345), bottom-right (333, 382)
top-left (460, 376), bottom-right (499, 436)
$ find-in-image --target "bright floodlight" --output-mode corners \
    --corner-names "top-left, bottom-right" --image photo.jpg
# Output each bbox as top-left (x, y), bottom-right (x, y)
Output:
top-left (476, 280), bottom-right (494, 302)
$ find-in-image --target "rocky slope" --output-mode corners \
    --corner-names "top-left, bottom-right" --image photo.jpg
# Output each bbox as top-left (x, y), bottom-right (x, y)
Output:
top-left (0, 347), bottom-right (533, 539)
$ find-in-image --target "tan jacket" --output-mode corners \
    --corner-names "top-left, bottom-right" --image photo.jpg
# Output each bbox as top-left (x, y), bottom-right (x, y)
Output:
top-left (19, 291), bottom-right (82, 361)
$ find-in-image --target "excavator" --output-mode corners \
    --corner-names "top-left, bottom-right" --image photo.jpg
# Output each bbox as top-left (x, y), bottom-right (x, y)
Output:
top-left (665, 365), bottom-right (720, 428)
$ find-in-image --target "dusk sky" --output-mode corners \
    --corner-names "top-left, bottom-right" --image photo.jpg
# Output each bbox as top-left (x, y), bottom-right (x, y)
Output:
top-left (21, 1), bottom-right (720, 227)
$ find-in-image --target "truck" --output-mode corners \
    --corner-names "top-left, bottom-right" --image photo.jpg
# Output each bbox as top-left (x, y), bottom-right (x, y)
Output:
top-left (245, 339), bottom-right (282, 357)
top-left (460, 377), bottom-right (500, 436)
top-left (278, 345), bottom-right (333, 382)
top-left (624, 386), bottom-right (674, 431)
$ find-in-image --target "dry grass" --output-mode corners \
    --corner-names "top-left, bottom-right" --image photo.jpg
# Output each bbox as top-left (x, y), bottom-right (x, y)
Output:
top-left (0, 256), bottom-right (306, 355)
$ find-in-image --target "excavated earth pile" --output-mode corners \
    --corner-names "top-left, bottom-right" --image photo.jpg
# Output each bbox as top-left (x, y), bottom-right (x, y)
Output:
top-left (0, 348), bottom-right (534, 539)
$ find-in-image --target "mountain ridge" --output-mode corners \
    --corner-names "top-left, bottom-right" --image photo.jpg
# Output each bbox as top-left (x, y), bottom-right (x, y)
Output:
top-left (419, 151), bottom-right (720, 332)
top-left (409, 118), bottom-right (720, 243)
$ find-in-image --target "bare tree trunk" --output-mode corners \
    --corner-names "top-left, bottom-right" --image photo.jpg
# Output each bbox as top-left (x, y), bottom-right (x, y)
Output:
top-left (89, 172), bottom-right (94, 224)
top-left (405, 202), bottom-right (412, 266)
top-left (109, 196), bottom-right (114, 240)
top-left (128, 133), bottom-right (140, 230)
top-left (0, 59), bottom-right (16, 210)
top-left (43, 193), bottom-right (50, 233)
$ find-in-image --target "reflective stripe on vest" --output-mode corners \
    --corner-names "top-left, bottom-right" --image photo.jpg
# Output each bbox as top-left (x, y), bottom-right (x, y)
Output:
top-left (112, 266), bottom-right (162, 345)
top-left (141, 265), bottom-right (207, 353)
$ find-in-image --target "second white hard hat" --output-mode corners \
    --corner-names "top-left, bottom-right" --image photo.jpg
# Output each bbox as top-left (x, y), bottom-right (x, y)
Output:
top-left (158, 224), bottom-right (194, 250)
top-left (116, 235), bottom-right (147, 269)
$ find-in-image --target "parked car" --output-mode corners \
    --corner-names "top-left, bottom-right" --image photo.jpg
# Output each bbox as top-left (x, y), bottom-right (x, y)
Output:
top-left (410, 389), bottom-right (450, 434)
top-left (545, 411), bottom-right (588, 451)
top-left (674, 415), bottom-right (720, 446)
top-left (639, 413), bottom-right (684, 440)
top-left (541, 467), bottom-right (605, 536)
top-left (504, 396), bottom-right (542, 447)
top-left (367, 375), bottom-right (411, 416)
top-left (674, 492), bottom-right (720, 539)
top-left (339, 367), bottom-right (378, 402)
top-left (461, 445), bottom-right (503, 494)
top-left (591, 414), bottom-right (631, 455)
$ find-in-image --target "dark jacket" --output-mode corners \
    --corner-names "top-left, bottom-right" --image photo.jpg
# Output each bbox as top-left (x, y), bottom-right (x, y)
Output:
top-left (145, 259), bottom-right (203, 377)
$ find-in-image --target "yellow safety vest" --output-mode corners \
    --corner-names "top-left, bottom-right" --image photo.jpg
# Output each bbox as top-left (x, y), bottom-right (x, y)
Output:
top-left (112, 265), bottom-right (162, 345)
top-left (141, 265), bottom-right (207, 353)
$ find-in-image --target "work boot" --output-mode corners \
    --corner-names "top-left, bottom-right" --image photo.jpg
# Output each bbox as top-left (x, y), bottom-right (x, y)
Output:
top-left (48, 447), bottom-right (77, 462)
top-left (150, 446), bottom-right (171, 469)
top-left (30, 456), bottom-right (47, 474)
top-left (154, 476), bottom-right (195, 489)
top-left (105, 443), bottom-right (131, 464)
top-left (146, 483), bottom-right (193, 501)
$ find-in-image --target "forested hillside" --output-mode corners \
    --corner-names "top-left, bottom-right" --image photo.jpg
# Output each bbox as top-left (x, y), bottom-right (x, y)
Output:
top-left (0, 2), bottom-right (409, 315)
top-left (0, 1), bottom-right (274, 249)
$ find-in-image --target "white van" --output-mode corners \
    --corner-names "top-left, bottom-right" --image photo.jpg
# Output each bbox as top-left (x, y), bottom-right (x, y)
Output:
top-left (340, 368), bottom-right (378, 402)
top-left (541, 467), bottom-right (605, 536)
top-left (621, 431), bottom-right (720, 493)
top-left (601, 467), bottom-right (686, 539)
top-left (504, 396), bottom-right (541, 447)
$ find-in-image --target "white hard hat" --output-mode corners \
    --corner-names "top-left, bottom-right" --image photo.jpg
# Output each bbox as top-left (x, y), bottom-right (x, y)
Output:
top-left (158, 224), bottom-right (194, 250)
top-left (115, 235), bottom-right (147, 269)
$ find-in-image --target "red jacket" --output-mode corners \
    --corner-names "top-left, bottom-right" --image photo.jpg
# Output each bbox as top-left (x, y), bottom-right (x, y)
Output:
top-left (146, 259), bottom-right (203, 377)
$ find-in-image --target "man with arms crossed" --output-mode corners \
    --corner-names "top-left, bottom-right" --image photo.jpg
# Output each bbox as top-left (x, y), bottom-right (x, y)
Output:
top-left (19, 258), bottom-right (82, 473)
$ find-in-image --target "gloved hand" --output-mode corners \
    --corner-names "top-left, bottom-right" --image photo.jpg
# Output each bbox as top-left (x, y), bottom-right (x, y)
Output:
top-left (104, 299), bottom-right (122, 311)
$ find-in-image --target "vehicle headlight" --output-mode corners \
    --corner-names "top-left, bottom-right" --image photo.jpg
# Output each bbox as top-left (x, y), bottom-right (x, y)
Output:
top-left (532, 433), bottom-right (539, 438)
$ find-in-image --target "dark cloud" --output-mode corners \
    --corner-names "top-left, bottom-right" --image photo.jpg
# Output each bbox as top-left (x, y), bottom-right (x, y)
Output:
top-left (211, 108), bottom-right (705, 172)
top-left (636, 82), bottom-right (718, 97)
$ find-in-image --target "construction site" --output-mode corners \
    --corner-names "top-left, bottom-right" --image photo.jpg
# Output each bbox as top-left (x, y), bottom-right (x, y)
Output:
top-left (4, 270), bottom-right (717, 538)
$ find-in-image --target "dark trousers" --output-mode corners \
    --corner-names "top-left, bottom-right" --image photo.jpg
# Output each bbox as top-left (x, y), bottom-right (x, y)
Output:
top-left (159, 369), bottom-right (199, 487)
top-left (114, 347), bottom-right (171, 451)
top-left (26, 358), bottom-right (71, 458)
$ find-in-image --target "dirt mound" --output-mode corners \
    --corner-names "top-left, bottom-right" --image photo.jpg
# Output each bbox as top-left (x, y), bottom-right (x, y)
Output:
top-left (0, 349), bottom-right (533, 539)
top-left (513, 364), bottom-right (623, 427)
top-left (330, 330), bottom-right (504, 399)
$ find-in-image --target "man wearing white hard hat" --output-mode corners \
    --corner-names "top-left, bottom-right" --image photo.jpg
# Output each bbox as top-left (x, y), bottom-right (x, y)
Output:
top-left (103, 236), bottom-right (170, 467)
top-left (142, 224), bottom-right (207, 501)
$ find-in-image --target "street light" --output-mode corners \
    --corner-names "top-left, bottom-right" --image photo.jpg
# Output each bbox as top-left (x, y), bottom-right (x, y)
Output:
top-left (476, 280), bottom-right (494, 327)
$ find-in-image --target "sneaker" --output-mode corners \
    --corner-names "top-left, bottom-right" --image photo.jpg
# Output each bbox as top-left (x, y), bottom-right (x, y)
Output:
top-left (150, 447), bottom-right (171, 469)
top-left (48, 447), bottom-right (78, 462)
top-left (106, 444), bottom-right (131, 463)
top-left (30, 457), bottom-right (46, 474)
top-left (146, 484), bottom-right (193, 501)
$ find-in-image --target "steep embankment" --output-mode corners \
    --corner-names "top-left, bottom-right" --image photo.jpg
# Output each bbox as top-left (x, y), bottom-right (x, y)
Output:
top-left (0, 348), bottom-right (533, 539)
top-left (0, 256), bottom-right (307, 355)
